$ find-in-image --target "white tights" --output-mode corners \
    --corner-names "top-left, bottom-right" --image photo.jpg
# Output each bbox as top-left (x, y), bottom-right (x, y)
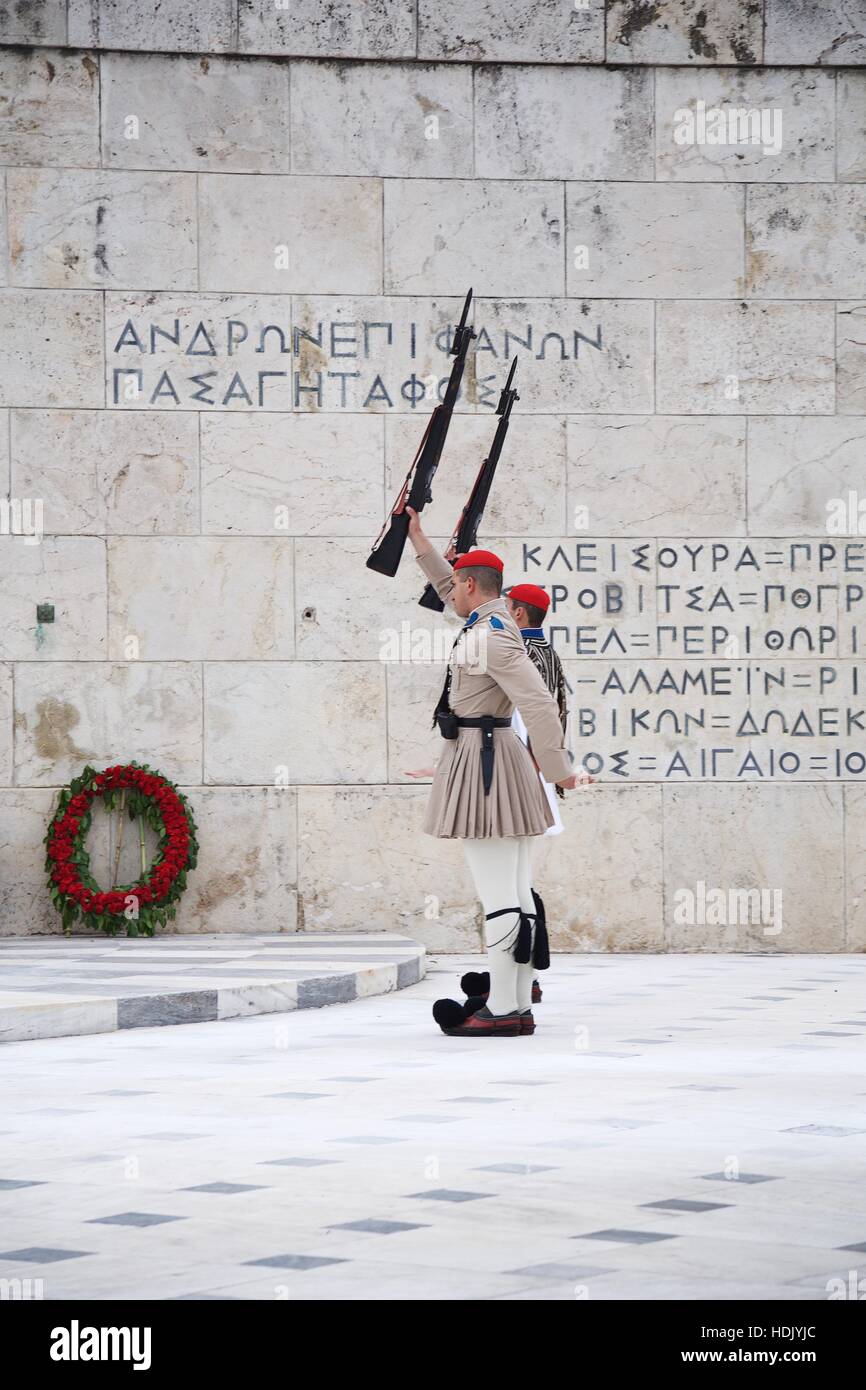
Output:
top-left (461, 836), bottom-right (537, 1016)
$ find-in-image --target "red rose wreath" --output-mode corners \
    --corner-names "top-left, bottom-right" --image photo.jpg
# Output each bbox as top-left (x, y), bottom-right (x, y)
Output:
top-left (45, 763), bottom-right (198, 936)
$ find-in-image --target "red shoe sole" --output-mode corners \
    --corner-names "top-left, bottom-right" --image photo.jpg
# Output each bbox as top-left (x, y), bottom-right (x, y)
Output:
top-left (445, 1019), bottom-right (522, 1037)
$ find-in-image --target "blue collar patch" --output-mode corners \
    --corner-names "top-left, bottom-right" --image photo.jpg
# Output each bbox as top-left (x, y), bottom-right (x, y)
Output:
top-left (522, 626), bottom-right (545, 639)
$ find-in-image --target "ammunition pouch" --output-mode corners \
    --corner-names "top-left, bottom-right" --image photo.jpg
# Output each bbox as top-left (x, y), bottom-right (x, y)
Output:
top-left (436, 711), bottom-right (459, 740)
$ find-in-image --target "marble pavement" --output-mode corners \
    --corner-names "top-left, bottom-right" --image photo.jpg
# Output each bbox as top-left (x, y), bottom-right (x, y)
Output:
top-left (1, 952), bottom-right (865, 1301)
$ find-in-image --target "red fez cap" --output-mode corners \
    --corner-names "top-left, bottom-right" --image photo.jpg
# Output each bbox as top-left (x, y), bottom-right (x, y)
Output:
top-left (506, 582), bottom-right (550, 613)
top-left (453, 549), bottom-right (504, 574)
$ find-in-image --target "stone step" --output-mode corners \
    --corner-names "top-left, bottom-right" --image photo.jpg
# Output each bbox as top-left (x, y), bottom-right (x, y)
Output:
top-left (0, 933), bottom-right (426, 1044)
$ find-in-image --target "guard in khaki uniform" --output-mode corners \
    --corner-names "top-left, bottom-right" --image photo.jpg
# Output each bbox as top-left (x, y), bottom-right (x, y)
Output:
top-left (459, 580), bottom-right (568, 1012)
top-left (406, 508), bottom-right (592, 1038)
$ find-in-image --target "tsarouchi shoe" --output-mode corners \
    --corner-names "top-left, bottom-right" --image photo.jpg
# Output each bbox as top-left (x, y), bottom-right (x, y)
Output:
top-left (460, 970), bottom-right (542, 1005)
top-left (432, 996), bottom-right (480, 1034)
top-left (432, 999), bottom-right (522, 1037)
top-left (519, 1010), bottom-right (536, 1035)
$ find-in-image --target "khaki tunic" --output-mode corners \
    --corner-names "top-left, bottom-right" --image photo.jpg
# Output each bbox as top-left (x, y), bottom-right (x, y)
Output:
top-left (417, 546), bottom-right (573, 839)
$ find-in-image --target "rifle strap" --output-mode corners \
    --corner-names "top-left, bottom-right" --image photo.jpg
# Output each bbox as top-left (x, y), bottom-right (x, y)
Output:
top-left (431, 619), bottom-right (474, 731)
top-left (369, 411), bottom-right (436, 552)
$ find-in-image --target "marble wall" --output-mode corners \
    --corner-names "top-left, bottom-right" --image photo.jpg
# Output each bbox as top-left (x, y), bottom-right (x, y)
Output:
top-left (1, 0), bottom-right (865, 951)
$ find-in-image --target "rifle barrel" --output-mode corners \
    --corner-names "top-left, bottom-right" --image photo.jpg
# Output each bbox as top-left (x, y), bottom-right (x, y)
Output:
top-left (453, 288), bottom-right (473, 346)
top-left (366, 290), bottom-right (474, 576)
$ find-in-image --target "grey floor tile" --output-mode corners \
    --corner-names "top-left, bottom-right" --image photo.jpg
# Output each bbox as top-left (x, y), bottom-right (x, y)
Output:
top-left (322, 1077), bottom-right (379, 1083)
top-left (700, 1172), bottom-right (778, 1184)
top-left (135, 1132), bottom-right (206, 1141)
top-left (641, 1199), bottom-right (732, 1213)
top-left (89, 1089), bottom-right (156, 1097)
top-left (87, 1212), bottom-right (185, 1227)
top-left (265, 1092), bottom-right (332, 1100)
top-left (0, 1247), bottom-right (92, 1262)
top-left (181, 1183), bottom-right (266, 1195)
top-left (576, 1230), bottom-right (677, 1245)
top-left (258, 1158), bottom-right (341, 1168)
top-left (243, 1254), bottom-right (348, 1270)
top-left (806, 1030), bottom-right (861, 1037)
top-left (328, 1219), bottom-right (427, 1234)
top-left (785, 1125), bottom-right (866, 1137)
top-left (475, 1163), bottom-right (557, 1174)
top-left (446, 1096), bottom-right (508, 1104)
top-left (407, 1190), bottom-right (492, 1203)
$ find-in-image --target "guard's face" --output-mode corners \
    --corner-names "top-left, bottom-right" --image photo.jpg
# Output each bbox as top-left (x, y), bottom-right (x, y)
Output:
top-left (451, 572), bottom-right (474, 618)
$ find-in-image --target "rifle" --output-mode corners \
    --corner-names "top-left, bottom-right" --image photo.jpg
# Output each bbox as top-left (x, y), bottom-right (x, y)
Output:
top-left (366, 289), bottom-right (475, 577)
top-left (418, 356), bottom-right (519, 612)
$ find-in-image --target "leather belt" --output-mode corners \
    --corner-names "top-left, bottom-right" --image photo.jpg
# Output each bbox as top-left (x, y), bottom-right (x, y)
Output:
top-left (456, 716), bottom-right (512, 796)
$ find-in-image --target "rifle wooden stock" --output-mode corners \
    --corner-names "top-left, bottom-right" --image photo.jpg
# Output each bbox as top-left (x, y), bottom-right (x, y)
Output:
top-left (366, 510), bottom-right (412, 578)
top-left (418, 578), bottom-right (444, 611)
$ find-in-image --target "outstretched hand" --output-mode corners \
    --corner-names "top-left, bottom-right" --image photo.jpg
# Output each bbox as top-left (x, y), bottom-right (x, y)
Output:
top-left (557, 770), bottom-right (596, 790)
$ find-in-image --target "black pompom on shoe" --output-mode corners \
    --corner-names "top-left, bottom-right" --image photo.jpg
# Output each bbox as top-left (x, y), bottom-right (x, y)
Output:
top-left (433, 994), bottom-right (491, 1034)
top-left (433, 998), bottom-right (465, 1032)
top-left (460, 970), bottom-right (490, 998)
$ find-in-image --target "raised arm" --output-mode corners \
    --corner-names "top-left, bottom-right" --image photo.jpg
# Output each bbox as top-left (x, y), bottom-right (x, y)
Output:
top-left (406, 505), bottom-right (456, 605)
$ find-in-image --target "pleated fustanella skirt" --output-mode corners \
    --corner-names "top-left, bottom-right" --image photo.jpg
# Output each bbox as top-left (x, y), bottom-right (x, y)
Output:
top-left (422, 726), bottom-right (555, 839)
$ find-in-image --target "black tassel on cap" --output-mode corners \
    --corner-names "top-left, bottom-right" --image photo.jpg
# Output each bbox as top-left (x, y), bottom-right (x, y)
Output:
top-left (531, 889), bottom-right (550, 971)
